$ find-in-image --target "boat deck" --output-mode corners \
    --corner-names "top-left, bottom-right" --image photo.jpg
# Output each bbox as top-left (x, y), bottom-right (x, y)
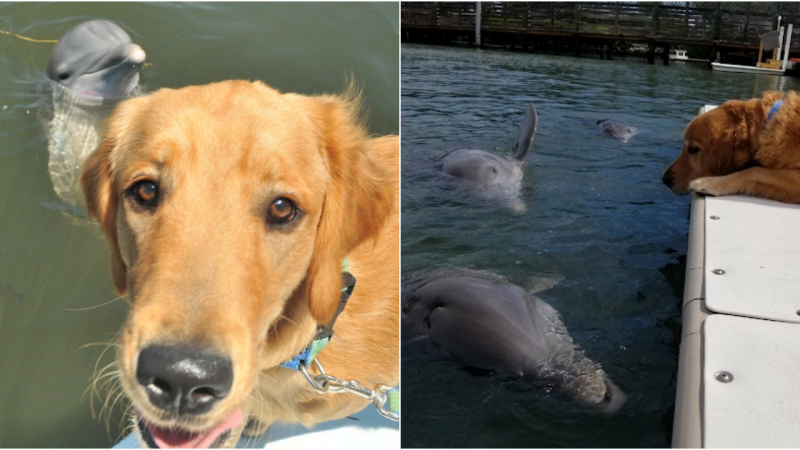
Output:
top-left (673, 108), bottom-right (800, 447)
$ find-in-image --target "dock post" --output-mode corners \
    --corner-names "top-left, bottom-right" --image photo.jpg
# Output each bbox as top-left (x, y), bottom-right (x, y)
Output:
top-left (743, 3), bottom-right (751, 42)
top-left (475, 1), bottom-right (481, 47)
top-left (647, 41), bottom-right (655, 64)
top-left (782, 23), bottom-right (793, 71)
top-left (663, 43), bottom-right (670, 65)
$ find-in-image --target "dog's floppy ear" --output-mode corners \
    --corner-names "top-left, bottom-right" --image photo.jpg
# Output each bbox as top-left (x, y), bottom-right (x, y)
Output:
top-left (724, 91), bottom-right (782, 131)
top-left (81, 115), bottom-right (128, 295)
top-left (303, 90), bottom-right (397, 325)
top-left (719, 98), bottom-right (763, 167)
top-left (761, 90), bottom-right (784, 105)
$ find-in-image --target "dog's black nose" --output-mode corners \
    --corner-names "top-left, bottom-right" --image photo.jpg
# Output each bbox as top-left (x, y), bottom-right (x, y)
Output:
top-left (136, 345), bottom-right (233, 416)
top-left (662, 170), bottom-right (674, 187)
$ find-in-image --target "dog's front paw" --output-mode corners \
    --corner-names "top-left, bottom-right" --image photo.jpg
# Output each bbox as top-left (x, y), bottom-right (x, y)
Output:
top-left (689, 177), bottom-right (730, 196)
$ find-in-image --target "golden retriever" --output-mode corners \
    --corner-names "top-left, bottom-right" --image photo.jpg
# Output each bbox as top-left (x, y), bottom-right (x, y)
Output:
top-left (663, 90), bottom-right (800, 203)
top-left (81, 80), bottom-right (399, 448)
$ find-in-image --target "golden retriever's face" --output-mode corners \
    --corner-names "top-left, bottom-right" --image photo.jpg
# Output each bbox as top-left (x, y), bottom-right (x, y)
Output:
top-left (663, 92), bottom-right (786, 195)
top-left (662, 104), bottom-right (754, 195)
top-left (81, 81), bottom-right (392, 448)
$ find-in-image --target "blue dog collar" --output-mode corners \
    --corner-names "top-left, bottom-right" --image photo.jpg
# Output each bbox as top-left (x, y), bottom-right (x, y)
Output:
top-left (281, 259), bottom-right (354, 371)
top-left (280, 336), bottom-right (331, 371)
top-left (767, 99), bottom-right (783, 125)
top-left (278, 258), bottom-right (400, 421)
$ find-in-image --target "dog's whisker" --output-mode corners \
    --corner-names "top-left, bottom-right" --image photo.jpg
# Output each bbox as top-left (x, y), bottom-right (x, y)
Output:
top-left (89, 359), bottom-right (119, 394)
top-left (94, 374), bottom-right (122, 402)
top-left (276, 313), bottom-right (299, 328)
top-left (88, 371), bottom-right (119, 413)
top-left (76, 341), bottom-right (120, 351)
top-left (106, 389), bottom-right (125, 429)
top-left (105, 389), bottom-right (127, 434)
top-left (62, 294), bottom-right (125, 311)
top-left (84, 367), bottom-right (120, 403)
top-left (92, 361), bottom-right (119, 380)
top-left (90, 371), bottom-right (120, 400)
top-left (100, 385), bottom-right (123, 424)
top-left (98, 384), bottom-right (121, 420)
top-left (85, 321), bottom-right (126, 426)
top-left (115, 406), bottom-right (138, 445)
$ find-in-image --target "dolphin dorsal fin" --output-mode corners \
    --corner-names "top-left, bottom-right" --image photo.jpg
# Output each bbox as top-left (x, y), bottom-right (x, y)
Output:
top-left (512, 103), bottom-right (538, 162)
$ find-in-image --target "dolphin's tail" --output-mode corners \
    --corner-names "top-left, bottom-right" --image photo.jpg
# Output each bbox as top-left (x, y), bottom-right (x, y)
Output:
top-left (512, 103), bottom-right (538, 162)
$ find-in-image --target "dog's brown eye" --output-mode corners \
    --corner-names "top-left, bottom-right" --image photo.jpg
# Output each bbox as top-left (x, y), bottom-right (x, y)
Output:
top-left (267, 197), bottom-right (298, 224)
top-left (132, 180), bottom-right (158, 206)
top-left (688, 145), bottom-right (700, 155)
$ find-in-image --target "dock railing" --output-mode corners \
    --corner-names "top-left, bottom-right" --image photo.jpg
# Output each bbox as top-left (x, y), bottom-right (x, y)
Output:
top-left (402, 2), bottom-right (800, 49)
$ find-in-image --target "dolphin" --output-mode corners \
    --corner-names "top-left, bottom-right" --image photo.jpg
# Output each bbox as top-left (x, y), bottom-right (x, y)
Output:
top-left (440, 103), bottom-right (538, 187)
top-left (40, 20), bottom-right (145, 209)
top-left (402, 271), bottom-right (627, 414)
top-left (597, 119), bottom-right (637, 142)
top-left (44, 20), bottom-right (145, 105)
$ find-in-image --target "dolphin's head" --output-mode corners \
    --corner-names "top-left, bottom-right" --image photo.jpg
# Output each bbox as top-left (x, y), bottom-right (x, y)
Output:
top-left (561, 368), bottom-right (627, 414)
top-left (45, 20), bottom-right (145, 103)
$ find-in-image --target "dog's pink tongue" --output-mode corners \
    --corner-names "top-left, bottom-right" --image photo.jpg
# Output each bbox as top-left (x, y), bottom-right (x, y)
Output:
top-left (149, 409), bottom-right (243, 449)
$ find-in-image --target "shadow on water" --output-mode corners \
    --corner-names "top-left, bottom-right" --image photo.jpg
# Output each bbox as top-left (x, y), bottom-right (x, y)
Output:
top-left (400, 43), bottom-right (800, 448)
top-left (0, 3), bottom-right (398, 447)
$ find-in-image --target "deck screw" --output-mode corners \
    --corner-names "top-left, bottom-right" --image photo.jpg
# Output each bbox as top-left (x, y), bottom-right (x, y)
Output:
top-left (710, 215), bottom-right (720, 220)
top-left (715, 371), bottom-right (733, 383)
top-left (712, 269), bottom-right (725, 275)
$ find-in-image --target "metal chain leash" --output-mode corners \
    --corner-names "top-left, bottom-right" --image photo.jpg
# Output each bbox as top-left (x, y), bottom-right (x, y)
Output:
top-left (299, 359), bottom-right (399, 421)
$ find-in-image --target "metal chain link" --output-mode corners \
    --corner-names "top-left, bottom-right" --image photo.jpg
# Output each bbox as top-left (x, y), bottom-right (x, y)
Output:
top-left (299, 359), bottom-right (399, 421)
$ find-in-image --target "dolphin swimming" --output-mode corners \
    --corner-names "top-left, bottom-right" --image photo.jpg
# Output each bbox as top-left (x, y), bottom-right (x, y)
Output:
top-left (40, 20), bottom-right (146, 208)
top-left (597, 119), bottom-right (637, 142)
top-left (402, 271), bottom-right (626, 414)
top-left (440, 104), bottom-right (538, 187)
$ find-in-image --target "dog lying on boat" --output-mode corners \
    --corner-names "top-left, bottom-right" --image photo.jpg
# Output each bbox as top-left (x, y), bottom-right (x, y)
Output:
top-left (81, 80), bottom-right (399, 448)
top-left (662, 90), bottom-right (800, 204)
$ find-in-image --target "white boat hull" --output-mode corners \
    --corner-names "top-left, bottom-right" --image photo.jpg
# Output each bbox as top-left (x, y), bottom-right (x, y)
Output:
top-left (711, 62), bottom-right (785, 75)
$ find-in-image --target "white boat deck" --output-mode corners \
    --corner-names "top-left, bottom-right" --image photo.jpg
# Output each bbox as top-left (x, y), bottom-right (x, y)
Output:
top-left (673, 107), bottom-right (800, 447)
top-left (710, 24), bottom-right (793, 76)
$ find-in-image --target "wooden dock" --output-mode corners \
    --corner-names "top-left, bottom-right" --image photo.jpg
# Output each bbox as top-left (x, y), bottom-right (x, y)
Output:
top-left (402, 2), bottom-right (800, 64)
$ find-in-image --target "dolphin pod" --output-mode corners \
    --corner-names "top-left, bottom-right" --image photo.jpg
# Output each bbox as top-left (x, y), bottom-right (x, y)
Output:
top-left (41, 20), bottom-right (145, 208)
top-left (402, 271), bottom-right (627, 414)
top-left (441, 103), bottom-right (538, 187)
